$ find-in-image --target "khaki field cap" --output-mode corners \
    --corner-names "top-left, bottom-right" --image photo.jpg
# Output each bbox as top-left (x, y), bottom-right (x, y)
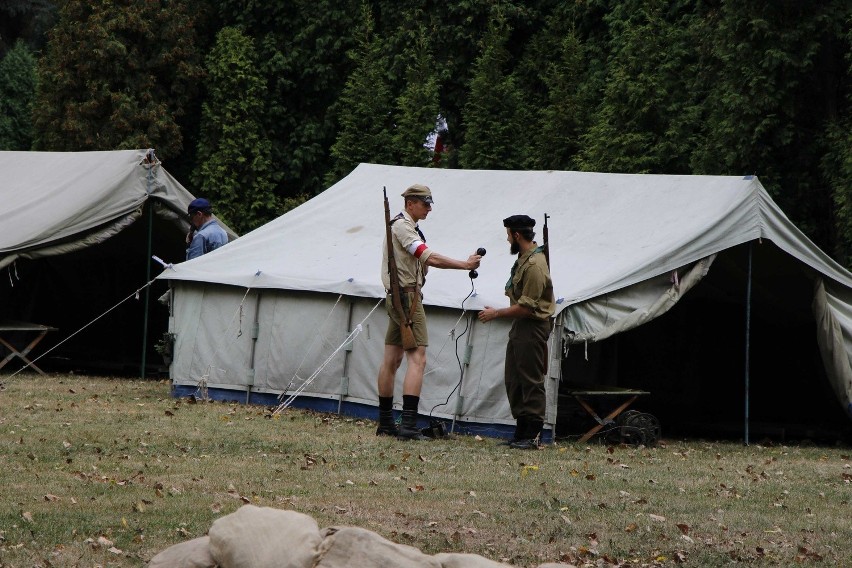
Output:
top-left (401, 184), bottom-right (434, 204)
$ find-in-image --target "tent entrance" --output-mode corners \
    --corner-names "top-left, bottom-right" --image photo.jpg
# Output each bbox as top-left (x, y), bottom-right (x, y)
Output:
top-left (0, 202), bottom-right (185, 375)
top-left (558, 242), bottom-right (852, 442)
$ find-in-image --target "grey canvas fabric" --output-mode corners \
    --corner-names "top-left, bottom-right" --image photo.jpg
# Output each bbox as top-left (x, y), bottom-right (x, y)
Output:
top-left (159, 164), bottom-right (852, 425)
top-left (0, 149), bottom-right (236, 269)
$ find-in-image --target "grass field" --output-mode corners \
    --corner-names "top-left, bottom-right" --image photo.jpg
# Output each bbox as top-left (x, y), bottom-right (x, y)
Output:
top-left (0, 374), bottom-right (850, 567)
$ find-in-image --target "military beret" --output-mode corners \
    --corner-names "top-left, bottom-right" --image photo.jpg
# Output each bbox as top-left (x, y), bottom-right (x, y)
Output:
top-left (503, 214), bottom-right (536, 229)
top-left (401, 184), bottom-right (434, 204)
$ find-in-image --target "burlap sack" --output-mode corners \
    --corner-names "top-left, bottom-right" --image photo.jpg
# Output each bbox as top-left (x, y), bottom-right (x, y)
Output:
top-left (208, 505), bottom-right (321, 568)
top-left (147, 536), bottom-right (216, 568)
top-left (315, 526), bottom-right (442, 568)
top-left (433, 552), bottom-right (514, 568)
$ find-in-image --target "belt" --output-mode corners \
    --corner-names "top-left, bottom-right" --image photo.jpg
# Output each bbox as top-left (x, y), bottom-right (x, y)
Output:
top-left (387, 286), bottom-right (418, 294)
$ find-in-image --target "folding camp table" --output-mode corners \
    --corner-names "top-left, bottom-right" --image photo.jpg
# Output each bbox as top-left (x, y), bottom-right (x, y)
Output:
top-left (563, 385), bottom-right (650, 443)
top-left (0, 320), bottom-right (58, 375)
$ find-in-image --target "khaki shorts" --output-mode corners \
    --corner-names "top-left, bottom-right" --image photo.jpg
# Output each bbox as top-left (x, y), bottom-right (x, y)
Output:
top-left (384, 292), bottom-right (429, 347)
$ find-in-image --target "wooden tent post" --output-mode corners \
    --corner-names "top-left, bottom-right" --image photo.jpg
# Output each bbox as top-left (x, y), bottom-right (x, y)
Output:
top-left (140, 152), bottom-right (157, 379)
top-left (744, 241), bottom-right (753, 445)
top-left (141, 200), bottom-right (153, 378)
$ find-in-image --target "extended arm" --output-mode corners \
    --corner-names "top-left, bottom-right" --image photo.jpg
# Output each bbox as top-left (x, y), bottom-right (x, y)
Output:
top-left (424, 252), bottom-right (480, 270)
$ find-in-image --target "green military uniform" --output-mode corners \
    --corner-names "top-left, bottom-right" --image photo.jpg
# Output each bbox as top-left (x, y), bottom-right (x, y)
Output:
top-left (505, 244), bottom-right (555, 425)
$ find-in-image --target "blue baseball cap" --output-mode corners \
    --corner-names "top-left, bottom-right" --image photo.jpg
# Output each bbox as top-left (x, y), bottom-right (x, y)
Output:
top-left (187, 197), bottom-right (212, 215)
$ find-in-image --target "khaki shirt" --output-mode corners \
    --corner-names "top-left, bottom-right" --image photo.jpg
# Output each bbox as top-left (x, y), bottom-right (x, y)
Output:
top-left (381, 210), bottom-right (433, 290)
top-left (506, 244), bottom-right (555, 321)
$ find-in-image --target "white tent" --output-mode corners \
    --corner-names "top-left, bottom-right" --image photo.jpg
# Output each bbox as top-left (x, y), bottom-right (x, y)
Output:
top-left (0, 149), bottom-right (235, 373)
top-left (1, 150), bottom-right (197, 267)
top-left (158, 164), bottom-right (852, 436)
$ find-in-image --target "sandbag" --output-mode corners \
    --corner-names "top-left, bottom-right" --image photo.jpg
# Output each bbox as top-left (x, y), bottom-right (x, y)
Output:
top-left (208, 505), bottom-right (321, 568)
top-left (315, 526), bottom-right (441, 568)
top-left (147, 536), bottom-right (216, 568)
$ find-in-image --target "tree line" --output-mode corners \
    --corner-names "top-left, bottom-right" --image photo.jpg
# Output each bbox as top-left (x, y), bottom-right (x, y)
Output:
top-left (1, 0), bottom-right (850, 265)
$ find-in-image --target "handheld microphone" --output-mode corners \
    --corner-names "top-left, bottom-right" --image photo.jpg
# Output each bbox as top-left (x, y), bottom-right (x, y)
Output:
top-left (469, 247), bottom-right (487, 279)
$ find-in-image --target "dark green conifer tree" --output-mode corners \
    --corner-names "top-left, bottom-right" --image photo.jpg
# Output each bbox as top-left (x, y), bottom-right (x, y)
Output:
top-left (193, 27), bottom-right (278, 234)
top-left (0, 41), bottom-right (37, 150)
top-left (32, 0), bottom-right (203, 159)
top-left (458, 10), bottom-right (529, 170)
top-left (392, 24), bottom-right (441, 168)
top-left (326, 2), bottom-right (395, 184)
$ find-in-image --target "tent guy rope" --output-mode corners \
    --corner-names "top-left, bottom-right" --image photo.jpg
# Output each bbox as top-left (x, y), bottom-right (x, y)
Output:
top-left (7, 277), bottom-right (159, 377)
top-left (188, 286), bottom-right (255, 400)
top-left (272, 298), bottom-right (384, 415)
top-left (277, 294), bottom-right (345, 397)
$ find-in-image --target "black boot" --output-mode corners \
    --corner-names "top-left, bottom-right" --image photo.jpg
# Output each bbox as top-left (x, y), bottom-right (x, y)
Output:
top-left (376, 409), bottom-right (398, 437)
top-left (499, 417), bottom-right (526, 446)
top-left (397, 408), bottom-right (429, 441)
top-left (510, 419), bottom-right (542, 450)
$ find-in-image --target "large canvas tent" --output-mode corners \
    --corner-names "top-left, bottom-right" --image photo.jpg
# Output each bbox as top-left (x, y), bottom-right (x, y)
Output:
top-left (0, 149), bottom-right (235, 374)
top-left (159, 164), bottom-right (852, 438)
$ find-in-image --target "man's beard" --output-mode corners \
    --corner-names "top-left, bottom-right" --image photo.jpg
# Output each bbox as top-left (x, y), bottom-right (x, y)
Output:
top-left (510, 238), bottom-right (520, 255)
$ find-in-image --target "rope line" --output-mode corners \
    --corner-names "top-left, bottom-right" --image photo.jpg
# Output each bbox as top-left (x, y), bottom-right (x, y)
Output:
top-left (189, 286), bottom-right (254, 400)
top-left (277, 294), bottom-right (344, 398)
top-left (8, 277), bottom-right (158, 378)
top-left (273, 298), bottom-right (383, 414)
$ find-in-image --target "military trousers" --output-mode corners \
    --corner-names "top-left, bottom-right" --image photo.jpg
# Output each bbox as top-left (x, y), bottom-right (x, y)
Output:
top-left (505, 318), bottom-right (551, 421)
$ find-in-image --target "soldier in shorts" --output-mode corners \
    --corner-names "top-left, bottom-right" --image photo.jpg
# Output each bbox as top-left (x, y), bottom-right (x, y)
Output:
top-left (377, 184), bottom-right (482, 440)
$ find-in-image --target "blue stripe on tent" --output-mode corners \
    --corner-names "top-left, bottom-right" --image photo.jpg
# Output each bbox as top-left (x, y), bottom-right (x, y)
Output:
top-left (171, 385), bottom-right (551, 442)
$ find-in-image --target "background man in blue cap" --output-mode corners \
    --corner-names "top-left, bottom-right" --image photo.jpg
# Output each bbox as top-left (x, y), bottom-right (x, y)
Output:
top-left (186, 198), bottom-right (229, 260)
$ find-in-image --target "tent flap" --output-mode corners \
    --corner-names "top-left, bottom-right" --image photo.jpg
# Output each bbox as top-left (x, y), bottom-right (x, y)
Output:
top-left (813, 279), bottom-right (852, 418)
top-left (564, 255), bottom-right (716, 344)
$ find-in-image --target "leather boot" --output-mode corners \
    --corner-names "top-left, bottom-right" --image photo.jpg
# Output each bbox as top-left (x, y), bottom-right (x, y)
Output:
top-left (397, 409), bottom-right (429, 441)
top-left (499, 417), bottom-right (526, 446)
top-left (510, 419), bottom-right (542, 450)
top-left (376, 409), bottom-right (398, 437)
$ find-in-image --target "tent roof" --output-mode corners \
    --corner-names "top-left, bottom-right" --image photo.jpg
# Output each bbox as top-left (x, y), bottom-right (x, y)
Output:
top-left (0, 149), bottom-right (234, 268)
top-left (157, 163), bottom-right (852, 313)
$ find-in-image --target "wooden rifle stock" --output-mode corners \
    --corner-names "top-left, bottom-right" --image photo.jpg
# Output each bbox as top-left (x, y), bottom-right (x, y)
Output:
top-left (384, 187), bottom-right (417, 350)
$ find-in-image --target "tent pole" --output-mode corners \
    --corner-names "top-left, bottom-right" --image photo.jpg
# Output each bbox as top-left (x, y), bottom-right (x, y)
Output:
top-left (451, 314), bottom-right (477, 434)
top-left (744, 241), bottom-right (753, 445)
top-left (141, 199), bottom-right (154, 379)
top-left (338, 297), bottom-right (355, 414)
top-left (246, 291), bottom-right (262, 404)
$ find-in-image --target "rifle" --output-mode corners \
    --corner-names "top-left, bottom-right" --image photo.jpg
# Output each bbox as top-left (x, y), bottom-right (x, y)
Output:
top-left (543, 213), bottom-right (551, 268)
top-left (384, 187), bottom-right (417, 350)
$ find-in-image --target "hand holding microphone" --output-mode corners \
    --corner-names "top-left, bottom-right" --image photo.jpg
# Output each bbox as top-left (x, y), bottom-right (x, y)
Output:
top-left (469, 247), bottom-right (486, 279)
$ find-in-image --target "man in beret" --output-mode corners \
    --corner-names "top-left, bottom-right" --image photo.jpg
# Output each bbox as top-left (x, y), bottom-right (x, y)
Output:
top-left (377, 184), bottom-right (482, 440)
top-left (477, 214), bottom-right (555, 449)
top-left (186, 198), bottom-right (229, 260)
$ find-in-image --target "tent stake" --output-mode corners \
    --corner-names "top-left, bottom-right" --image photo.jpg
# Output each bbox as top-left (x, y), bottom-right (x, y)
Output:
top-left (744, 241), bottom-right (753, 445)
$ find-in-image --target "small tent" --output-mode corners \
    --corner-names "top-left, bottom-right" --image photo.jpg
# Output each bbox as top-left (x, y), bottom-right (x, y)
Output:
top-left (0, 149), bottom-right (235, 374)
top-left (158, 164), bottom-right (852, 438)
